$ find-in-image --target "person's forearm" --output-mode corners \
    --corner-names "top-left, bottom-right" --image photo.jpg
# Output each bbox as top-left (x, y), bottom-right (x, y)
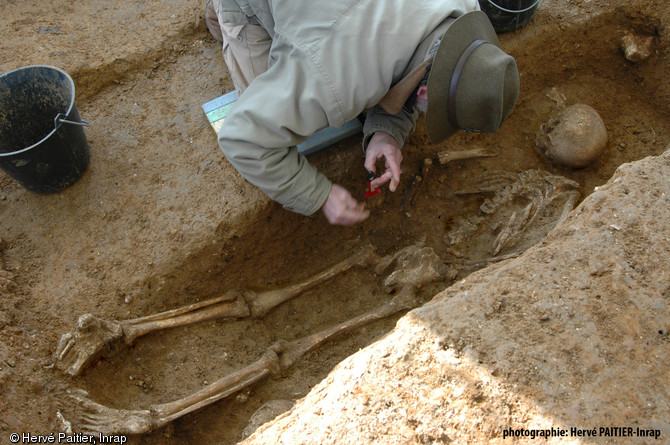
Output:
top-left (362, 104), bottom-right (418, 152)
top-left (219, 137), bottom-right (332, 216)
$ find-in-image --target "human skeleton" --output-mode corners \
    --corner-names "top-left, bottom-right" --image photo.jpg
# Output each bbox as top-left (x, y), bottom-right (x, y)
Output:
top-left (55, 166), bottom-right (580, 436)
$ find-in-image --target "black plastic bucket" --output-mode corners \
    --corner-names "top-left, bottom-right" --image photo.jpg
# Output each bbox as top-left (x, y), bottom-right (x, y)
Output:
top-left (478, 0), bottom-right (540, 33)
top-left (0, 65), bottom-right (90, 193)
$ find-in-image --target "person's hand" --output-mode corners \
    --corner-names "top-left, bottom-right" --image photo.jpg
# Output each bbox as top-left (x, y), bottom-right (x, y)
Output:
top-left (364, 132), bottom-right (402, 192)
top-left (321, 184), bottom-right (370, 226)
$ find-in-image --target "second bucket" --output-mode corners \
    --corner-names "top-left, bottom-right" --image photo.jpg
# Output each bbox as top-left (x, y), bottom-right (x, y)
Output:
top-left (478, 0), bottom-right (540, 33)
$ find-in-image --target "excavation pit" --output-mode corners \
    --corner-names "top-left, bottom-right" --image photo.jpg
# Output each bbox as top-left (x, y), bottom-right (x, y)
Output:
top-left (0, 1), bottom-right (669, 443)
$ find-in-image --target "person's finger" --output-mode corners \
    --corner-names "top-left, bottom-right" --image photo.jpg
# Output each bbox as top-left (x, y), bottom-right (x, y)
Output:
top-left (370, 170), bottom-right (392, 189)
top-left (325, 185), bottom-right (369, 225)
top-left (347, 197), bottom-right (365, 214)
top-left (340, 204), bottom-right (369, 225)
top-left (364, 150), bottom-right (379, 172)
top-left (387, 153), bottom-right (402, 192)
top-left (353, 206), bottom-right (370, 223)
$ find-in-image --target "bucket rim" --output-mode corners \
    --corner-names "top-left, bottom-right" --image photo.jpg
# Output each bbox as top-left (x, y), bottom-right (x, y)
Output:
top-left (484, 0), bottom-right (540, 14)
top-left (0, 64), bottom-right (76, 157)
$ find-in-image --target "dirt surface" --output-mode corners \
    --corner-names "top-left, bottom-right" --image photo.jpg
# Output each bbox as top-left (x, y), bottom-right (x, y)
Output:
top-left (0, 0), bottom-right (668, 443)
top-left (245, 149), bottom-right (670, 444)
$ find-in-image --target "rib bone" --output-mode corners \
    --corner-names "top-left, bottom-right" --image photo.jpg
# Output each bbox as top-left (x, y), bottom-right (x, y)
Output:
top-left (447, 170), bottom-right (581, 257)
top-left (55, 244), bottom-right (378, 377)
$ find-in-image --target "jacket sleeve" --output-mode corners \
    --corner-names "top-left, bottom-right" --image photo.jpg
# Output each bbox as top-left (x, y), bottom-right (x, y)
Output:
top-left (362, 103), bottom-right (419, 151)
top-left (216, 0), bottom-right (253, 24)
top-left (217, 52), bottom-right (334, 217)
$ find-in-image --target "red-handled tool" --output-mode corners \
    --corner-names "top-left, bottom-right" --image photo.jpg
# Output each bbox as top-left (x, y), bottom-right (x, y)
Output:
top-left (365, 170), bottom-right (381, 198)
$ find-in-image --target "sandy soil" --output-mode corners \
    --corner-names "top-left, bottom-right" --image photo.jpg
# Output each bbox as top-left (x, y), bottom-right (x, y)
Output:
top-left (245, 149), bottom-right (670, 445)
top-left (0, 0), bottom-right (668, 443)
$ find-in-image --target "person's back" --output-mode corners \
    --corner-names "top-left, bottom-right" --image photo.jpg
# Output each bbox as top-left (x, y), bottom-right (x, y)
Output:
top-left (208, 0), bottom-right (518, 226)
top-left (226, 0), bottom-right (478, 125)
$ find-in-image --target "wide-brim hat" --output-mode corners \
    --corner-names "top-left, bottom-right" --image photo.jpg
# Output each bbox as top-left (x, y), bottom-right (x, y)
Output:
top-left (378, 11), bottom-right (520, 144)
top-left (426, 10), bottom-right (519, 143)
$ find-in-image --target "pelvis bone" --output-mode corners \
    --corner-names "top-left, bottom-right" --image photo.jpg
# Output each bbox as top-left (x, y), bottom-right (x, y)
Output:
top-left (446, 169), bottom-right (580, 259)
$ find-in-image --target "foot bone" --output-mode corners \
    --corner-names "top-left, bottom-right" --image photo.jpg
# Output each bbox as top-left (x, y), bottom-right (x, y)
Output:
top-left (55, 314), bottom-right (123, 378)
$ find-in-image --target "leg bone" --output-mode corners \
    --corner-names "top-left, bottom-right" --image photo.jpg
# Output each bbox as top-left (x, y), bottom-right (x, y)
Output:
top-left (244, 244), bottom-right (378, 317)
top-left (69, 288), bottom-right (413, 436)
top-left (56, 244), bottom-right (377, 377)
top-left (438, 147), bottom-right (496, 164)
top-left (55, 294), bottom-right (248, 377)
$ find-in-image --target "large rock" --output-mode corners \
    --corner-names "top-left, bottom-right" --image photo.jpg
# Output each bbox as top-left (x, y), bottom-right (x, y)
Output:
top-left (244, 149), bottom-right (670, 444)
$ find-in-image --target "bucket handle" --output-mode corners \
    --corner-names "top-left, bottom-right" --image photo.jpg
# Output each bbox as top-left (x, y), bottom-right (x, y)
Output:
top-left (486, 0), bottom-right (540, 14)
top-left (55, 113), bottom-right (91, 128)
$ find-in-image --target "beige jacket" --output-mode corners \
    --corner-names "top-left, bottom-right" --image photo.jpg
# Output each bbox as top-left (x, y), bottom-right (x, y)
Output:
top-left (217, 0), bottom-right (479, 215)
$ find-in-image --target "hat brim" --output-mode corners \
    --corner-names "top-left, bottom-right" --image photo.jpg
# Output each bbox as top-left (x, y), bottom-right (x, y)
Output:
top-left (425, 10), bottom-right (500, 144)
